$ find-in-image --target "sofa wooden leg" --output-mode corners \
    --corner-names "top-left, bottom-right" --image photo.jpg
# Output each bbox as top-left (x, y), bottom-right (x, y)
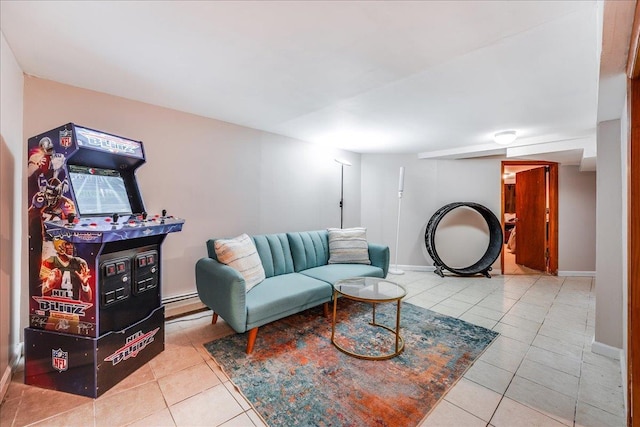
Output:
top-left (323, 302), bottom-right (330, 317)
top-left (211, 312), bottom-right (218, 325)
top-left (246, 328), bottom-right (258, 354)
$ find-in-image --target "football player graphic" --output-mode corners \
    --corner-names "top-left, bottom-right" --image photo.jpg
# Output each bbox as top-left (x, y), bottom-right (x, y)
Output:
top-left (40, 239), bottom-right (92, 302)
top-left (27, 137), bottom-right (66, 199)
top-left (28, 177), bottom-right (76, 294)
top-left (32, 177), bottom-right (75, 222)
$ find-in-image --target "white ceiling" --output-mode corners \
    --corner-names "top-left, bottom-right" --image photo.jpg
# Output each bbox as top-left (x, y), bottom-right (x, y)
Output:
top-left (0, 1), bottom-right (629, 165)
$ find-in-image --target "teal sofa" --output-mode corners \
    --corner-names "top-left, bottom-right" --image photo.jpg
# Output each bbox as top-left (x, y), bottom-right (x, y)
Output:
top-left (195, 230), bottom-right (389, 353)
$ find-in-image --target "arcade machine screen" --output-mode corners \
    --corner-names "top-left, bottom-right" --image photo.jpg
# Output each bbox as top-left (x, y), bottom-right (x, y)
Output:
top-left (68, 165), bottom-right (132, 216)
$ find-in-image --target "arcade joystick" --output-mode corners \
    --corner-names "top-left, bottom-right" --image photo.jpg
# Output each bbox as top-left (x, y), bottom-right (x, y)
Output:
top-left (162, 209), bottom-right (167, 217)
top-left (142, 212), bottom-right (148, 221)
top-left (112, 213), bottom-right (119, 224)
top-left (66, 214), bottom-right (75, 227)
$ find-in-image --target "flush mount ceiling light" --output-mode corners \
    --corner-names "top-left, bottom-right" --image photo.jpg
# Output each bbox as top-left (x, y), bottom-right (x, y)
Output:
top-left (494, 130), bottom-right (517, 145)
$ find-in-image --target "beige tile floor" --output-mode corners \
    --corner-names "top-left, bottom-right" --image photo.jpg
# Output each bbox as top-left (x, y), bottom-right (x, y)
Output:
top-left (0, 272), bottom-right (627, 426)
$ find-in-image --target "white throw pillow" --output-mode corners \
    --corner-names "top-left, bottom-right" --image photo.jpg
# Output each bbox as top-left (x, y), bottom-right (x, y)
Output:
top-left (214, 234), bottom-right (266, 292)
top-left (327, 227), bottom-right (371, 265)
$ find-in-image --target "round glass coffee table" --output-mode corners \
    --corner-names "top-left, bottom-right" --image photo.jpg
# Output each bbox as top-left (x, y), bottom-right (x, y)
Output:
top-left (331, 277), bottom-right (407, 360)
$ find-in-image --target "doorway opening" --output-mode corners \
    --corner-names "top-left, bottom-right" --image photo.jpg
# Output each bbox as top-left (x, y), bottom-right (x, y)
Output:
top-left (501, 161), bottom-right (558, 275)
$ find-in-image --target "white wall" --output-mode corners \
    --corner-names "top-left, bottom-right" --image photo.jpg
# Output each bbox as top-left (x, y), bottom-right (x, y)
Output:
top-left (22, 77), bottom-right (360, 306)
top-left (362, 154), bottom-right (502, 270)
top-left (558, 165), bottom-right (596, 273)
top-left (0, 31), bottom-right (24, 398)
top-left (595, 119), bottom-right (624, 350)
top-left (361, 154), bottom-right (434, 267)
top-left (361, 154), bottom-right (597, 274)
top-left (257, 132), bottom-right (360, 233)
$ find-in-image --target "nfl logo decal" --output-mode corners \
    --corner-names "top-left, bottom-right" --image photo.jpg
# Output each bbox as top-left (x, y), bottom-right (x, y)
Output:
top-left (59, 128), bottom-right (72, 148)
top-left (52, 348), bottom-right (68, 372)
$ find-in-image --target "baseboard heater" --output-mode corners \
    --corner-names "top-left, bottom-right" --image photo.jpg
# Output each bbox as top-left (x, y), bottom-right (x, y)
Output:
top-left (163, 292), bottom-right (208, 320)
top-left (162, 292), bottom-right (199, 305)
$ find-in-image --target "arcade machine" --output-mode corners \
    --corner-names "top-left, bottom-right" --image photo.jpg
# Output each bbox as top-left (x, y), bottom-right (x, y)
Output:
top-left (25, 123), bottom-right (185, 397)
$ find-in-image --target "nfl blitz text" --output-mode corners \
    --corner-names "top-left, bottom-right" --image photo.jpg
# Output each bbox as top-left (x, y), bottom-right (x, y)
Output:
top-left (104, 328), bottom-right (159, 366)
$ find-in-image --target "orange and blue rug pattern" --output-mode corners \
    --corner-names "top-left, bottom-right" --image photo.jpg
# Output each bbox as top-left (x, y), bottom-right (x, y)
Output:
top-left (204, 299), bottom-right (498, 426)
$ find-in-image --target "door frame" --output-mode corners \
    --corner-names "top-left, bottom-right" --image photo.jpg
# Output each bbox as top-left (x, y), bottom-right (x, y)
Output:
top-left (627, 1), bottom-right (640, 422)
top-left (627, 7), bottom-right (640, 420)
top-left (500, 160), bottom-right (558, 275)
top-left (629, 75), bottom-right (639, 427)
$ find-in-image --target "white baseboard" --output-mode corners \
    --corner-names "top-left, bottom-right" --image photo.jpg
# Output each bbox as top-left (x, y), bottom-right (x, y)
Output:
top-left (558, 271), bottom-right (596, 277)
top-left (397, 265), bottom-right (505, 276)
top-left (591, 339), bottom-right (623, 360)
top-left (0, 364), bottom-right (11, 402)
top-left (377, 264), bottom-right (593, 278)
top-left (621, 349), bottom-right (628, 416)
top-left (0, 341), bottom-right (19, 402)
top-left (396, 265), bottom-right (435, 272)
top-left (591, 339), bottom-right (627, 414)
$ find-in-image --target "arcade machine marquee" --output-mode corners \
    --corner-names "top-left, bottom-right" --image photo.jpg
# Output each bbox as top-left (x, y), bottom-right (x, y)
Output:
top-left (25, 123), bottom-right (184, 397)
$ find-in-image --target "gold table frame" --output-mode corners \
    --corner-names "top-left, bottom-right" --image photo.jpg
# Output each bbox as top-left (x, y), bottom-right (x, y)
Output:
top-left (331, 277), bottom-right (407, 360)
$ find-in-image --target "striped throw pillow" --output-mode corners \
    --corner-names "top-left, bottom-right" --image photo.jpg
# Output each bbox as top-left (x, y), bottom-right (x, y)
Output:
top-left (214, 234), bottom-right (266, 292)
top-left (327, 227), bottom-right (371, 265)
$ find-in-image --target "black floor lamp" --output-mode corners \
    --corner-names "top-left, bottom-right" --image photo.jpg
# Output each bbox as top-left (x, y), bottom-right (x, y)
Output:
top-left (335, 158), bottom-right (352, 228)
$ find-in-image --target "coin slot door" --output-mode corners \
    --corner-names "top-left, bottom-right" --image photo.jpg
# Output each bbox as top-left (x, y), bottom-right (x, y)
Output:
top-left (100, 258), bottom-right (131, 307)
top-left (133, 250), bottom-right (159, 294)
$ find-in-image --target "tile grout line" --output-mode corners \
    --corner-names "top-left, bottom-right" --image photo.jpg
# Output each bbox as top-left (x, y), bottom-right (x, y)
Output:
top-left (482, 275), bottom-right (544, 426)
top-left (483, 275), bottom-right (570, 426)
top-left (446, 275), bottom-right (539, 425)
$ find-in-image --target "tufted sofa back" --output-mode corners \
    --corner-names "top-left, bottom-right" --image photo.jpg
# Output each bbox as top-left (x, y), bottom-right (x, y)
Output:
top-left (252, 233), bottom-right (295, 278)
top-left (286, 230), bottom-right (329, 272)
top-left (206, 230), bottom-right (330, 279)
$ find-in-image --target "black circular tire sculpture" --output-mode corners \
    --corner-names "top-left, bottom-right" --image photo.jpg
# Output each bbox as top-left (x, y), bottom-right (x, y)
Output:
top-left (425, 202), bottom-right (503, 278)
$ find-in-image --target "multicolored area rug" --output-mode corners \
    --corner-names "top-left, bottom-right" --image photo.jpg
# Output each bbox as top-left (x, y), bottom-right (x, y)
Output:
top-left (204, 299), bottom-right (498, 426)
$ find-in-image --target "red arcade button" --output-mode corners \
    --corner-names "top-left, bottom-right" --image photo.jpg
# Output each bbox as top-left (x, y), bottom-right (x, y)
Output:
top-left (116, 262), bottom-right (126, 274)
top-left (105, 264), bottom-right (116, 277)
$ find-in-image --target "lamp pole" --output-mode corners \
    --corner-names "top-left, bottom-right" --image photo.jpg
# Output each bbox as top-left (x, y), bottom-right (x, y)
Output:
top-left (340, 164), bottom-right (345, 228)
top-left (335, 158), bottom-right (352, 228)
top-left (389, 166), bottom-right (405, 275)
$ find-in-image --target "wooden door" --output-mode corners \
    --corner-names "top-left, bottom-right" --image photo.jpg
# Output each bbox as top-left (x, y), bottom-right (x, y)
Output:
top-left (515, 167), bottom-right (547, 272)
